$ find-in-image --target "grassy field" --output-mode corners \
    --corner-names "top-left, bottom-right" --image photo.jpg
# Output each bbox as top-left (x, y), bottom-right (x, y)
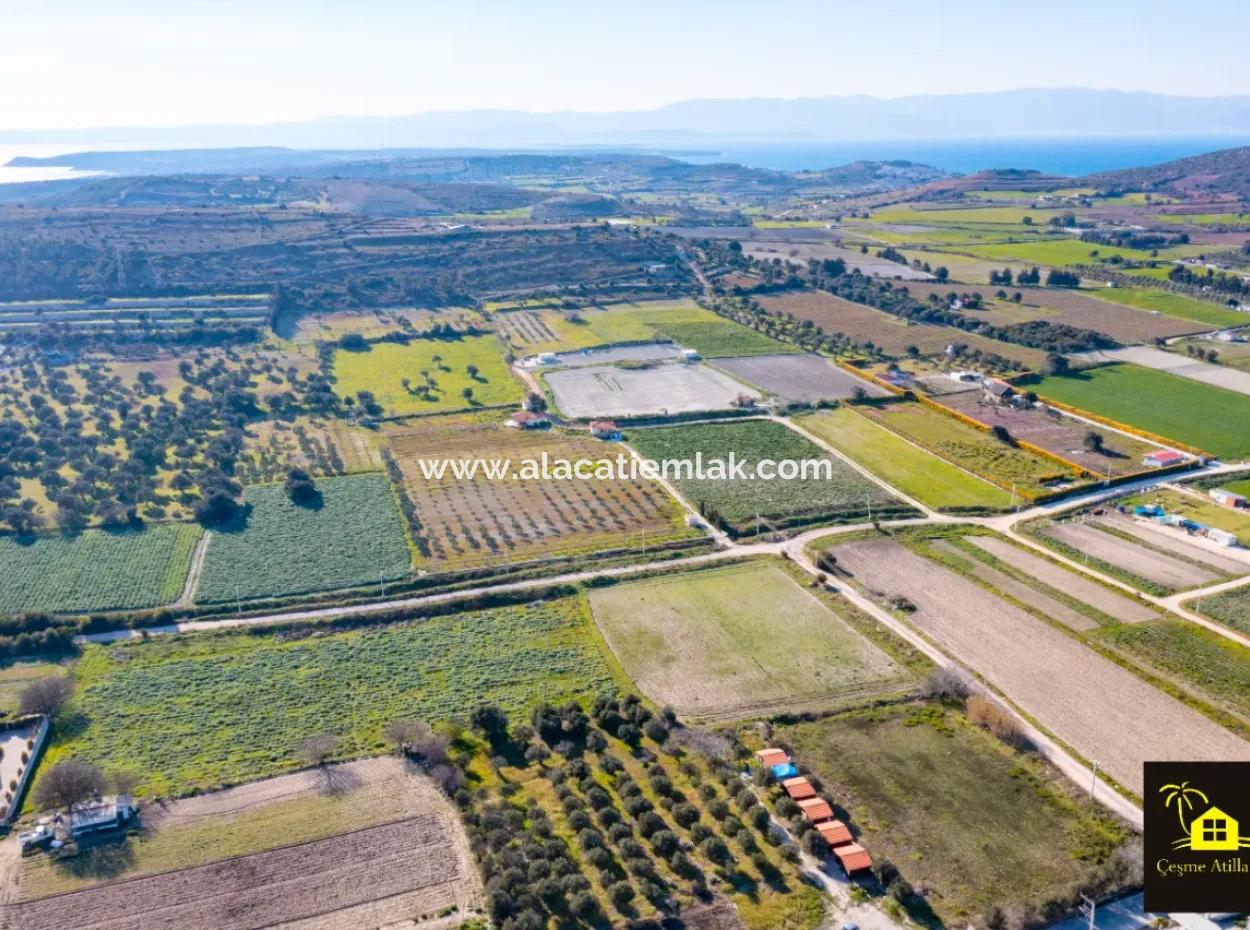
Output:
top-left (1121, 487), bottom-right (1250, 545)
top-left (856, 401), bottom-right (1069, 496)
top-left (0, 524), bottom-right (200, 614)
top-left (588, 561), bottom-right (912, 719)
top-left (626, 419), bottom-right (911, 532)
top-left (1029, 364), bottom-right (1250, 460)
top-left (332, 333), bottom-right (522, 416)
top-left (1091, 287), bottom-right (1249, 329)
top-left (798, 408), bottom-right (1015, 512)
top-left (44, 596), bottom-right (619, 797)
top-left (778, 703), bottom-right (1133, 927)
top-left (947, 238), bottom-right (1163, 267)
top-left (0, 659), bottom-right (66, 715)
top-left (195, 473), bottom-right (411, 604)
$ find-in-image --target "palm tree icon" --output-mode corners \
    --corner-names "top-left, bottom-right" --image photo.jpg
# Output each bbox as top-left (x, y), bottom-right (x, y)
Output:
top-left (1161, 781), bottom-right (1209, 847)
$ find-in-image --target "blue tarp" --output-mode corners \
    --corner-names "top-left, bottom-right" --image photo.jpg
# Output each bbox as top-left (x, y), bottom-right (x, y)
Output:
top-left (771, 763), bottom-right (798, 779)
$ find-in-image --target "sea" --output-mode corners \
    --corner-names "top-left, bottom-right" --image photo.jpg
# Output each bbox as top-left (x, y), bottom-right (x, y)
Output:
top-left (2, 136), bottom-right (1250, 184)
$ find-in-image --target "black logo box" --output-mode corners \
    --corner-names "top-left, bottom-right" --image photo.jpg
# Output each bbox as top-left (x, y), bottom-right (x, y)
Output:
top-left (1144, 761), bottom-right (1250, 913)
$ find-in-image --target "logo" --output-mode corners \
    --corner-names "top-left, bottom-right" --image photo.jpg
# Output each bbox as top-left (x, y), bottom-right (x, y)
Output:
top-left (1145, 762), bottom-right (1250, 912)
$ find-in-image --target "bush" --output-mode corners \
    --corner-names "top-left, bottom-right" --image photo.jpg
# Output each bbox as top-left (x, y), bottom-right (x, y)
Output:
top-left (966, 694), bottom-right (1027, 747)
top-left (607, 881), bottom-right (636, 911)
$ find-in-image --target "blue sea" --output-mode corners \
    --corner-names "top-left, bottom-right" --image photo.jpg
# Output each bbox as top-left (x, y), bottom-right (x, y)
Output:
top-left (671, 137), bottom-right (1250, 176)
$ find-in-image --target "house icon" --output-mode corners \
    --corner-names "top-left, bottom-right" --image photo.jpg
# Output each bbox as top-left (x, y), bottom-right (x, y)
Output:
top-left (1191, 807), bottom-right (1240, 852)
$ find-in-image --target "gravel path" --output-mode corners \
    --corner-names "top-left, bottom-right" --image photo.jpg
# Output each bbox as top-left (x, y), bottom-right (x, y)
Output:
top-left (832, 537), bottom-right (1250, 795)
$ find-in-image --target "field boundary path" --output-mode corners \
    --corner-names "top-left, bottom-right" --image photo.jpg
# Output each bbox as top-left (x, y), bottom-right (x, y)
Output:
top-left (175, 532), bottom-right (211, 608)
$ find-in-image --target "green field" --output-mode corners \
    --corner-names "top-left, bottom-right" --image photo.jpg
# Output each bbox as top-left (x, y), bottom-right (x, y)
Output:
top-left (0, 524), bottom-right (200, 614)
top-left (44, 596), bottom-right (618, 796)
top-left (332, 333), bottom-right (522, 416)
top-left (1121, 487), bottom-right (1250, 545)
top-left (778, 703), bottom-right (1132, 926)
top-left (948, 238), bottom-right (1159, 266)
top-left (857, 401), bottom-right (1066, 496)
top-left (1031, 364), bottom-right (1250, 460)
top-left (653, 319), bottom-right (797, 357)
top-left (1091, 287), bottom-right (1249, 329)
top-left (798, 408), bottom-right (1014, 512)
top-left (588, 561), bottom-right (911, 719)
top-left (626, 420), bottom-right (911, 532)
top-left (195, 473), bottom-right (412, 603)
top-left (1095, 619), bottom-right (1250, 723)
top-left (1194, 584), bottom-right (1250, 637)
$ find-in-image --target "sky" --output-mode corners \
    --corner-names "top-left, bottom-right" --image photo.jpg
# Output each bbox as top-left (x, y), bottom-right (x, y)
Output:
top-left (3, 0), bottom-right (1250, 130)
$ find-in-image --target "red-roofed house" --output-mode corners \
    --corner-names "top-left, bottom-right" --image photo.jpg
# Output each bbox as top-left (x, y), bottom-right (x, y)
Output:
top-left (797, 797), bottom-right (834, 823)
top-left (1143, 449), bottom-right (1188, 468)
top-left (755, 748), bottom-right (790, 767)
top-left (816, 819), bottom-right (854, 847)
top-left (589, 420), bottom-right (622, 440)
top-left (833, 843), bottom-right (873, 875)
top-left (782, 777), bottom-right (816, 800)
top-left (507, 410), bottom-right (550, 429)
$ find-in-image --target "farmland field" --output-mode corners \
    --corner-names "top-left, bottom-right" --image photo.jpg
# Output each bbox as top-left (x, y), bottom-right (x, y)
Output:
top-left (756, 289), bottom-right (1047, 367)
top-left (386, 416), bottom-right (695, 569)
top-left (626, 420), bottom-right (912, 532)
top-left (797, 407), bottom-right (1014, 512)
top-left (937, 387), bottom-right (1163, 477)
top-left (194, 473), bottom-right (411, 603)
top-left (588, 561), bottom-right (912, 719)
top-left (332, 333), bottom-right (522, 416)
top-left (1037, 522), bottom-right (1224, 593)
top-left (0, 659), bottom-right (66, 715)
top-left (1074, 345), bottom-right (1250, 397)
top-left (856, 401), bottom-right (1070, 496)
top-left (779, 703), bottom-right (1134, 926)
top-left (1198, 582), bottom-right (1250, 636)
top-left (18, 757), bottom-right (474, 903)
top-left (1029, 364), bottom-right (1250, 460)
top-left (9, 815), bottom-right (474, 930)
top-left (0, 523), bottom-right (200, 614)
top-left (546, 362), bottom-right (748, 418)
top-left (1091, 285), bottom-right (1250, 329)
top-left (1120, 487), bottom-right (1250, 546)
top-left (827, 536), bottom-right (1250, 794)
top-left (713, 353), bottom-right (888, 402)
top-left (44, 595), bottom-right (619, 796)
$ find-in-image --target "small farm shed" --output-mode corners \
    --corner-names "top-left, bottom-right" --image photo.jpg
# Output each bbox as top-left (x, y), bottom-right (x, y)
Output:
top-left (506, 410), bottom-right (549, 429)
top-left (755, 748), bottom-right (790, 767)
top-left (69, 795), bottom-right (137, 838)
top-left (782, 777), bottom-right (816, 800)
top-left (983, 378), bottom-right (1016, 402)
top-left (833, 842), bottom-right (874, 875)
top-left (797, 797), bottom-right (834, 823)
top-left (1143, 449), bottom-right (1188, 468)
top-left (816, 819), bottom-right (854, 847)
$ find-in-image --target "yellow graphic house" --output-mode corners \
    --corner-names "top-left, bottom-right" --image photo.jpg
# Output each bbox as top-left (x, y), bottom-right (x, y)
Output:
top-left (1190, 807), bottom-right (1240, 852)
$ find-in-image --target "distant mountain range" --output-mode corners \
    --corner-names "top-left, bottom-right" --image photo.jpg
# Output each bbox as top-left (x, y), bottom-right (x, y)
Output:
top-left (6, 89), bottom-right (1250, 149)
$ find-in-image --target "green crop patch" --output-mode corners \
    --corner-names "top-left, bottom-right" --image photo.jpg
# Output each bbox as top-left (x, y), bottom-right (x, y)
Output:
top-left (1030, 364), bottom-right (1250, 460)
top-left (0, 524), bottom-right (200, 613)
top-left (626, 419), bottom-right (911, 533)
top-left (47, 596), bottom-right (618, 796)
top-left (195, 473), bottom-right (412, 604)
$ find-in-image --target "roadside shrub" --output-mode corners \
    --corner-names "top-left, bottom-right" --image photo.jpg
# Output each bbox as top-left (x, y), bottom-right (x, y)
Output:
top-left (966, 694), bottom-right (1027, 747)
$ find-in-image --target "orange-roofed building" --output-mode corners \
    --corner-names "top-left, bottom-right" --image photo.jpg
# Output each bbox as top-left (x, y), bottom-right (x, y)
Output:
top-left (797, 797), bottom-right (834, 822)
top-left (833, 843), bottom-right (873, 875)
top-left (815, 819), bottom-right (853, 847)
top-left (755, 748), bottom-right (790, 767)
top-left (782, 777), bottom-right (816, 800)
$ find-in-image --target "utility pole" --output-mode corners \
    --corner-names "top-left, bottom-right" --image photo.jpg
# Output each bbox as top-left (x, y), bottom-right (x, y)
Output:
top-left (234, 582), bottom-right (242, 616)
top-left (1089, 760), bottom-right (1100, 799)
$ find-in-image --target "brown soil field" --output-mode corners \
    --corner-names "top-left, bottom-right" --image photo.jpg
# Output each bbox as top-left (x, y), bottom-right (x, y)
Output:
top-left (3, 814), bottom-right (476, 930)
top-left (911, 284), bottom-right (1202, 343)
top-left (937, 390), bottom-right (1161, 478)
top-left (713, 352), bottom-right (888, 402)
top-left (965, 536), bottom-right (1158, 623)
top-left (1100, 515), bottom-right (1250, 577)
top-left (930, 540), bottom-right (1097, 631)
top-left (1043, 523), bottom-right (1223, 590)
top-left (757, 289), bottom-right (1047, 367)
top-left (386, 416), bottom-right (693, 569)
top-left (830, 537), bottom-right (1250, 794)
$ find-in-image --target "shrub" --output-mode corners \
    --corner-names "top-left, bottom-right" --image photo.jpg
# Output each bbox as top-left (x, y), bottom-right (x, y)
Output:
top-left (967, 694), bottom-right (1027, 747)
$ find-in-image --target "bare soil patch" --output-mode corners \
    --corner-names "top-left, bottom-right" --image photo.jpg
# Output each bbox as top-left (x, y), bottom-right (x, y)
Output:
top-left (966, 536), bottom-right (1157, 623)
top-left (1043, 523), bottom-right (1222, 590)
top-left (713, 353), bottom-right (886, 403)
top-left (830, 537), bottom-right (1250, 794)
top-left (1100, 515), bottom-right (1250, 576)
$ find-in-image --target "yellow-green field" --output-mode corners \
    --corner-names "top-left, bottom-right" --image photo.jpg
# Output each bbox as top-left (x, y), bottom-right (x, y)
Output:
top-left (332, 334), bottom-right (523, 416)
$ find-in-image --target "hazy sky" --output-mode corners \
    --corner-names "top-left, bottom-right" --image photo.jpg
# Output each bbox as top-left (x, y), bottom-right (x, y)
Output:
top-left (4, 0), bottom-right (1249, 129)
